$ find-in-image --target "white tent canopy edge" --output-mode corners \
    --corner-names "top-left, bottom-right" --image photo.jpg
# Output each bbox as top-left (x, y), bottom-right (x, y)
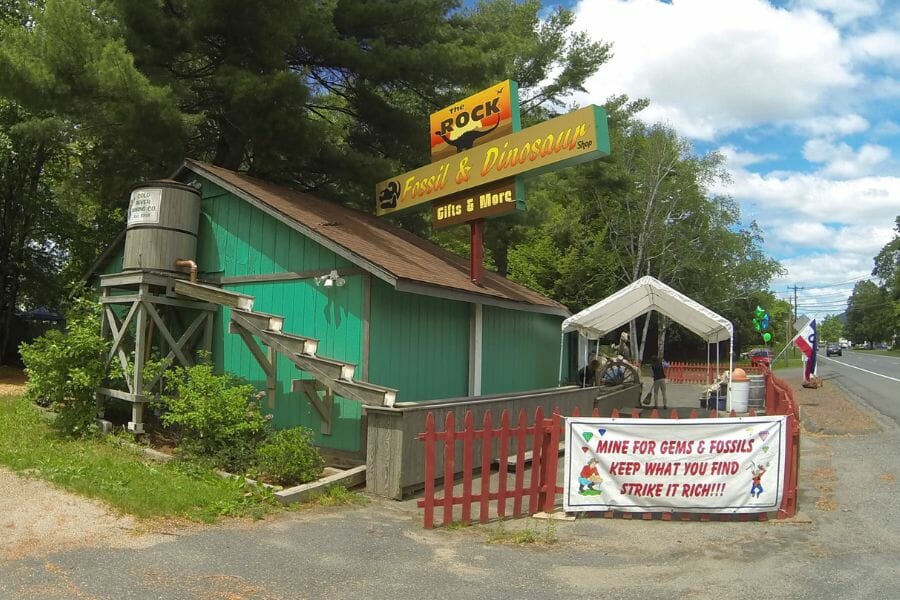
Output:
top-left (559, 276), bottom-right (736, 407)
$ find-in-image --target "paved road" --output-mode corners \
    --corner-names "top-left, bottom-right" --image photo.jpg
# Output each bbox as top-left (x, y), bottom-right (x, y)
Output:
top-left (817, 350), bottom-right (900, 424)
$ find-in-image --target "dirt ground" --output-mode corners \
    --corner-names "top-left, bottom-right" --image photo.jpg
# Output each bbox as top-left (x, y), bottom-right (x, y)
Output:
top-left (0, 366), bottom-right (880, 560)
top-left (784, 372), bottom-right (880, 435)
top-left (0, 369), bottom-right (179, 560)
top-left (0, 365), bottom-right (26, 396)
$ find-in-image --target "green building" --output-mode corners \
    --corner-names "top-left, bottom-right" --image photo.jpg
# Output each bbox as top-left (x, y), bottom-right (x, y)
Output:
top-left (91, 159), bottom-right (569, 456)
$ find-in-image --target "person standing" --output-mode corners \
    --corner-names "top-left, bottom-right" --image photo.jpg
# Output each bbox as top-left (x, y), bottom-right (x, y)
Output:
top-left (649, 355), bottom-right (669, 409)
top-left (578, 359), bottom-right (600, 386)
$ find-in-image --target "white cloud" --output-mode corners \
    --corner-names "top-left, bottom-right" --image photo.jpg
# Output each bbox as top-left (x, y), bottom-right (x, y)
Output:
top-left (867, 76), bottom-right (900, 99)
top-left (873, 120), bottom-right (900, 136)
top-left (721, 163), bottom-right (896, 309)
top-left (789, 0), bottom-right (882, 27)
top-left (718, 145), bottom-right (778, 168)
top-left (574, 0), bottom-right (857, 140)
top-left (771, 255), bottom-right (871, 318)
top-left (793, 113), bottom-right (869, 137)
top-left (802, 138), bottom-right (891, 177)
top-left (848, 29), bottom-right (900, 62)
top-left (719, 168), bottom-right (900, 228)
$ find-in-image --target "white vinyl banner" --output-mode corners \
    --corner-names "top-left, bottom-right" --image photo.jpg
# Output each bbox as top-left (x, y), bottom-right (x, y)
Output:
top-left (564, 416), bottom-right (787, 513)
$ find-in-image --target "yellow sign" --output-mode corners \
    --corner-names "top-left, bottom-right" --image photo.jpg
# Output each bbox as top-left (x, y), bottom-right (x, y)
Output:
top-left (432, 178), bottom-right (523, 229)
top-left (429, 80), bottom-right (520, 162)
top-left (376, 105), bottom-right (609, 216)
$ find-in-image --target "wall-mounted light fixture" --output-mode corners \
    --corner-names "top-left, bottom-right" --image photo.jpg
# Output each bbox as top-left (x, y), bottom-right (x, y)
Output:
top-left (315, 269), bottom-right (345, 288)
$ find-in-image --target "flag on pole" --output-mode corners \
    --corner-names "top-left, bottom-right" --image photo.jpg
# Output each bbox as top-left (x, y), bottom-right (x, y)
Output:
top-left (793, 318), bottom-right (817, 381)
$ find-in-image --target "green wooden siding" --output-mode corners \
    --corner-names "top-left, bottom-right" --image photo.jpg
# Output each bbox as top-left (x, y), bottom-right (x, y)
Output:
top-left (195, 183), bottom-right (365, 451)
top-left (480, 306), bottom-right (563, 394)
top-left (368, 278), bottom-right (469, 401)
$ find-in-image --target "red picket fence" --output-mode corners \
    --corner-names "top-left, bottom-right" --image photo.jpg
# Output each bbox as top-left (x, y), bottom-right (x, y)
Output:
top-left (417, 407), bottom-right (561, 529)
top-left (766, 370), bottom-right (801, 518)
top-left (417, 369), bottom-right (800, 528)
top-left (664, 361), bottom-right (764, 384)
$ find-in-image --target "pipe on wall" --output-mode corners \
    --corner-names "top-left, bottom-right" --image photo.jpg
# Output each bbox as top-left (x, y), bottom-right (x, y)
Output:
top-left (174, 259), bottom-right (198, 282)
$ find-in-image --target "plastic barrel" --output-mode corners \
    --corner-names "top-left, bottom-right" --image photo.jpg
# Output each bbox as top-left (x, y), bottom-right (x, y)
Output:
top-left (730, 381), bottom-right (749, 412)
top-left (748, 374), bottom-right (765, 411)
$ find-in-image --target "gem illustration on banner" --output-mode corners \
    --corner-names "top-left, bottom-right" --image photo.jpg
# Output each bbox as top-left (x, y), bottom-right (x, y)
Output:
top-left (759, 431), bottom-right (770, 442)
top-left (598, 428), bottom-right (607, 436)
top-left (583, 432), bottom-right (594, 442)
top-left (581, 446), bottom-right (590, 453)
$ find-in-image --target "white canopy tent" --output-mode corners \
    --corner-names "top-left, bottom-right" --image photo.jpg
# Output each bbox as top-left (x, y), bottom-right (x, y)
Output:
top-left (560, 276), bottom-right (735, 407)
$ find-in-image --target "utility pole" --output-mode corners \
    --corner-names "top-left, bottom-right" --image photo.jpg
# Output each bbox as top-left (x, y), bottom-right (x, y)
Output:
top-left (789, 285), bottom-right (802, 325)
top-left (788, 285), bottom-right (803, 363)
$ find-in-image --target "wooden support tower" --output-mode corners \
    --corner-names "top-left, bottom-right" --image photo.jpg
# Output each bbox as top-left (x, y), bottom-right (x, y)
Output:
top-left (99, 270), bottom-right (397, 437)
top-left (98, 271), bottom-right (217, 433)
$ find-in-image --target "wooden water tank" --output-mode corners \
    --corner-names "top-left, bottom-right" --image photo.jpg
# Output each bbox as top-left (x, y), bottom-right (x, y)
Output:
top-left (123, 181), bottom-right (201, 272)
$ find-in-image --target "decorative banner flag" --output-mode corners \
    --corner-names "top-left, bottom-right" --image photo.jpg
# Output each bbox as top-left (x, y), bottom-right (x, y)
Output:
top-left (793, 318), bottom-right (817, 381)
top-left (564, 416), bottom-right (787, 513)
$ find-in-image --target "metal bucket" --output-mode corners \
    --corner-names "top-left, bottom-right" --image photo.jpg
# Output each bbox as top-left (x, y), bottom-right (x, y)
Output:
top-left (748, 374), bottom-right (765, 411)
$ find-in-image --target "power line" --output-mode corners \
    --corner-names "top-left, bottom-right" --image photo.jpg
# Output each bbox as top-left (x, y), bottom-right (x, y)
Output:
top-left (790, 275), bottom-right (876, 289)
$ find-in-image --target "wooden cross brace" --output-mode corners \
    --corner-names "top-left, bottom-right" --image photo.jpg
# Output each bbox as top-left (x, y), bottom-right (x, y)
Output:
top-left (229, 320), bottom-right (277, 410)
top-left (292, 379), bottom-right (334, 436)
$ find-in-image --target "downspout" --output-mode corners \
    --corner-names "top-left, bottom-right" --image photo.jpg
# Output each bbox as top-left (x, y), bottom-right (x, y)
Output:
top-left (174, 259), bottom-right (198, 282)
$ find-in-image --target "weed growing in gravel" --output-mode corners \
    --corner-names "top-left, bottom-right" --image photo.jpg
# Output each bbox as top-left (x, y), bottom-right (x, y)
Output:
top-left (486, 519), bottom-right (558, 545)
top-left (311, 485), bottom-right (368, 507)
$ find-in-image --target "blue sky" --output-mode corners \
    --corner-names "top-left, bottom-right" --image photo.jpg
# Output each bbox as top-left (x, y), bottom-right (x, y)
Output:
top-left (553, 0), bottom-right (899, 320)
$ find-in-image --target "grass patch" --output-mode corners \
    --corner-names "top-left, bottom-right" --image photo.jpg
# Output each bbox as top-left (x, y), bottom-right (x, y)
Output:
top-left (858, 348), bottom-right (899, 357)
top-left (770, 357), bottom-right (805, 370)
top-left (309, 484), bottom-right (368, 507)
top-left (0, 395), bottom-right (277, 522)
top-left (486, 519), bottom-right (558, 545)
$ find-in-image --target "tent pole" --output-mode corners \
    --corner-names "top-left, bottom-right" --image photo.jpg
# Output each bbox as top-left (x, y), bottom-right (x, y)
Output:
top-left (581, 336), bottom-right (588, 387)
top-left (717, 340), bottom-right (720, 379)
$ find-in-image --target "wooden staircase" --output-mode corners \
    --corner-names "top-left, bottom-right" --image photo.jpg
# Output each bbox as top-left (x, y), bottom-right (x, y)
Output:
top-left (173, 280), bottom-right (397, 433)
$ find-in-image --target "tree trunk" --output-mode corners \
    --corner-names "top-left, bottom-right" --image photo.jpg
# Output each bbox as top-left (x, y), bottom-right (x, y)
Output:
top-left (638, 311), bottom-right (652, 363)
top-left (657, 315), bottom-right (668, 358)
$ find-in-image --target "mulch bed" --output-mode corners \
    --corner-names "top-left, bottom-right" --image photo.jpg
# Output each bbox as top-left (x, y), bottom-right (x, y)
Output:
top-left (785, 374), bottom-right (879, 435)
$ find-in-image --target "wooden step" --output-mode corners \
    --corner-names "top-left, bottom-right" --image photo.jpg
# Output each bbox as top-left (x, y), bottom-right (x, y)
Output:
top-left (231, 308), bottom-right (284, 333)
top-left (331, 379), bottom-right (397, 407)
top-left (295, 377), bottom-right (397, 407)
top-left (261, 329), bottom-right (319, 356)
top-left (174, 279), bottom-right (254, 310)
top-left (292, 353), bottom-right (355, 382)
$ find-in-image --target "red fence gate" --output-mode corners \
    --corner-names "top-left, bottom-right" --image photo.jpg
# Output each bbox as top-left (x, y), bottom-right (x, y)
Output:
top-left (417, 407), bottom-right (561, 529)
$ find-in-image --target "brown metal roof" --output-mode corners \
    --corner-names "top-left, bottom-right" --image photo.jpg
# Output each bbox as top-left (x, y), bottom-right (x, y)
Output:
top-left (182, 160), bottom-right (568, 316)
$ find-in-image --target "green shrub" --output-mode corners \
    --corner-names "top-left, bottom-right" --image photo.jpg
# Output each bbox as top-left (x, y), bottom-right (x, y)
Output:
top-left (19, 298), bottom-right (109, 436)
top-left (256, 426), bottom-right (324, 486)
top-left (161, 363), bottom-right (270, 473)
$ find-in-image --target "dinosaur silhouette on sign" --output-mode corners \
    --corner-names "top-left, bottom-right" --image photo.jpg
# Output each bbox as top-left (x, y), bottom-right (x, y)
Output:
top-left (435, 116), bottom-right (501, 153)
